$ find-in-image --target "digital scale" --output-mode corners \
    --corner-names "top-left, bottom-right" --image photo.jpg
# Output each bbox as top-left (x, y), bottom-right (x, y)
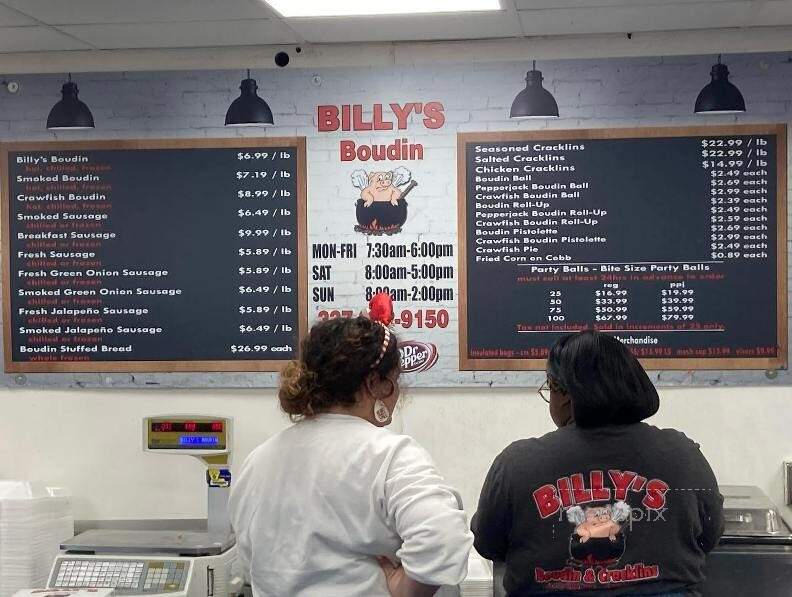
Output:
top-left (44, 416), bottom-right (243, 597)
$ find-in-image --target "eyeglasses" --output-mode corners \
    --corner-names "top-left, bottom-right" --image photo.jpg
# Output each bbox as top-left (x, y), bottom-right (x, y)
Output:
top-left (538, 380), bottom-right (551, 404)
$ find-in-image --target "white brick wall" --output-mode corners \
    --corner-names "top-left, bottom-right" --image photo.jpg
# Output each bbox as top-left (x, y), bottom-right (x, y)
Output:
top-left (0, 52), bottom-right (789, 388)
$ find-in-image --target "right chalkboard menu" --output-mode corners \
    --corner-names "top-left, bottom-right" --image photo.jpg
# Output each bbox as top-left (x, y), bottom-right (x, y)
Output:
top-left (458, 124), bottom-right (788, 370)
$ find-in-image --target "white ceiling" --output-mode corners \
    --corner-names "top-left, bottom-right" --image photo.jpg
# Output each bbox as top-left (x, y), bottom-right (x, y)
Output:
top-left (0, 0), bottom-right (791, 53)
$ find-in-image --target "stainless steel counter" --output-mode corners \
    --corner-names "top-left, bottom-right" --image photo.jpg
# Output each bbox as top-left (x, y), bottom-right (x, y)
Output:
top-left (702, 486), bottom-right (792, 596)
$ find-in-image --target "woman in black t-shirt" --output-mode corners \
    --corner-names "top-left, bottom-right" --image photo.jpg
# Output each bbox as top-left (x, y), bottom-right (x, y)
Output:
top-left (472, 330), bottom-right (724, 597)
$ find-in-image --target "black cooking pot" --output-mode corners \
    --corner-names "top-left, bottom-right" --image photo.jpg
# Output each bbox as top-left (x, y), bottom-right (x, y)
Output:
top-left (569, 532), bottom-right (626, 566)
top-left (355, 198), bottom-right (409, 231)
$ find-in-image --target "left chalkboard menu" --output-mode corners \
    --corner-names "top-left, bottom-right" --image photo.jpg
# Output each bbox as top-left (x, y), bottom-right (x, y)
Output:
top-left (1, 138), bottom-right (307, 373)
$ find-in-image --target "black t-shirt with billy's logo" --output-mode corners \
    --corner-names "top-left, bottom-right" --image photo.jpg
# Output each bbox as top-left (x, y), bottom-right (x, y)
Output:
top-left (471, 423), bottom-right (724, 596)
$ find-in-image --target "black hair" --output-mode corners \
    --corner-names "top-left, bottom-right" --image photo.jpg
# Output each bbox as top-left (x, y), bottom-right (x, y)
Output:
top-left (278, 316), bottom-right (400, 421)
top-left (546, 329), bottom-right (659, 428)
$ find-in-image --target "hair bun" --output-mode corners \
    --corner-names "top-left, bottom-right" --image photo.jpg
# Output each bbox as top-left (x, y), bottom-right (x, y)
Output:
top-left (278, 360), bottom-right (316, 418)
top-left (278, 316), bottom-right (401, 421)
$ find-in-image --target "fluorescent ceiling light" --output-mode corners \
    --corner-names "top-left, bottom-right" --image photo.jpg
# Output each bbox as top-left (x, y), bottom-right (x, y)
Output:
top-left (265, 0), bottom-right (500, 17)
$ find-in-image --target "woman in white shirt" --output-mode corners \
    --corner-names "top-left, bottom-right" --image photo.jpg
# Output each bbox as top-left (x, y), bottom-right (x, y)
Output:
top-left (229, 300), bottom-right (473, 597)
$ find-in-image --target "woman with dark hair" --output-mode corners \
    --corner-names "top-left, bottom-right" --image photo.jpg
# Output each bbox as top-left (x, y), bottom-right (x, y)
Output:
top-left (472, 330), bottom-right (723, 597)
top-left (229, 295), bottom-right (472, 597)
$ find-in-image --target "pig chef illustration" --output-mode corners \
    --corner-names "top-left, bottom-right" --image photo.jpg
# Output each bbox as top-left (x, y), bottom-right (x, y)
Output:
top-left (351, 166), bottom-right (418, 235)
top-left (566, 501), bottom-right (631, 566)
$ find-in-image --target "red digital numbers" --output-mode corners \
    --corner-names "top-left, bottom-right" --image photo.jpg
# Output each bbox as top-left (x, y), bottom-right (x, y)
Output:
top-left (211, 421), bottom-right (224, 432)
top-left (184, 421), bottom-right (197, 432)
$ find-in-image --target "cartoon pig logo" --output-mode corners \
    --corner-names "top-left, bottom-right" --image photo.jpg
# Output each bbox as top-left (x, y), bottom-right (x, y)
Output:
top-left (352, 166), bottom-right (418, 235)
top-left (566, 501), bottom-right (631, 567)
top-left (361, 171), bottom-right (402, 207)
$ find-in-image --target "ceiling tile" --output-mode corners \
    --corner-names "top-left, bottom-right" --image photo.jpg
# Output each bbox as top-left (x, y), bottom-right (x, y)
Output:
top-left (514, 0), bottom-right (740, 8)
top-left (0, 26), bottom-right (92, 52)
top-left (288, 12), bottom-right (522, 43)
top-left (0, 3), bottom-right (39, 26)
top-left (57, 19), bottom-right (299, 49)
top-left (515, 2), bottom-right (788, 35)
top-left (752, 2), bottom-right (792, 25)
top-left (1, 0), bottom-right (789, 52)
top-left (0, 0), bottom-right (280, 25)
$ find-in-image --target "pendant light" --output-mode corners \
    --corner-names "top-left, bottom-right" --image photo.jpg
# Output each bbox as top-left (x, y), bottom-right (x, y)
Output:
top-left (694, 55), bottom-right (746, 115)
top-left (46, 74), bottom-right (94, 130)
top-left (225, 70), bottom-right (274, 127)
top-left (510, 61), bottom-right (559, 119)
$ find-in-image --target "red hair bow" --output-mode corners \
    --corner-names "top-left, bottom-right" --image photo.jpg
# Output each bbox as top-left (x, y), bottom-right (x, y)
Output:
top-left (368, 292), bottom-right (394, 326)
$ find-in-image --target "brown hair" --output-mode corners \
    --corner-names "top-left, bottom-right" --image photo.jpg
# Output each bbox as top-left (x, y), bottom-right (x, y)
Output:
top-left (278, 316), bottom-right (400, 421)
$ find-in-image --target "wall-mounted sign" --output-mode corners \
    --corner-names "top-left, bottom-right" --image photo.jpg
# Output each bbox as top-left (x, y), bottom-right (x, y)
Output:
top-left (2, 138), bottom-right (308, 372)
top-left (458, 124), bottom-right (787, 370)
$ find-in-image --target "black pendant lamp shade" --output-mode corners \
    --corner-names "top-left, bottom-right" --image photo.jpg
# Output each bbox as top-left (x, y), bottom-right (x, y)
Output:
top-left (694, 55), bottom-right (746, 115)
top-left (46, 74), bottom-right (94, 130)
top-left (225, 70), bottom-right (274, 127)
top-left (510, 61), bottom-right (559, 119)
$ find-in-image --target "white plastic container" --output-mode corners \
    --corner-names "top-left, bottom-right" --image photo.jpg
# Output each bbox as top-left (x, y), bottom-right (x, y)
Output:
top-left (0, 482), bottom-right (73, 597)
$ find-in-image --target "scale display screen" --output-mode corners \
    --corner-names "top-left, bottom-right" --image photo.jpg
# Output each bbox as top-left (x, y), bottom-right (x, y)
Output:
top-left (151, 421), bottom-right (223, 433)
top-left (146, 417), bottom-right (228, 451)
top-left (178, 436), bottom-right (220, 446)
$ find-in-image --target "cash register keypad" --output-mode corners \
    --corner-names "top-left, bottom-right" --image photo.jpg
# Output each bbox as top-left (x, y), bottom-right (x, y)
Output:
top-left (52, 559), bottom-right (188, 594)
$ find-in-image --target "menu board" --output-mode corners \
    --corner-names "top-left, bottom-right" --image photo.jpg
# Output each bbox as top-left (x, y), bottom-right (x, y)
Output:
top-left (1, 138), bottom-right (307, 372)
top-left (458, 125), bottom-right (787, 370)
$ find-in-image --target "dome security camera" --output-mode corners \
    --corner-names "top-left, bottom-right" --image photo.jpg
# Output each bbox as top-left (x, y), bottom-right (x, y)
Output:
top-left (6, 81), bottom-right (19, 93)
top-left (274, 52), bottom-right (290, 68)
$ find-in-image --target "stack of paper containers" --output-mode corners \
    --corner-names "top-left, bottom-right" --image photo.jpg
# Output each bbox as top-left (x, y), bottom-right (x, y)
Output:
top-left (459, 551), bottom-right (494, 597)
top-left (0, 481), bottom-right (73, 597)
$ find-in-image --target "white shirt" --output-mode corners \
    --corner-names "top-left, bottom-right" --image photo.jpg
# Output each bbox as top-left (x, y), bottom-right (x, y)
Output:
top-left (229, 413), bottom-right (473, 597)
